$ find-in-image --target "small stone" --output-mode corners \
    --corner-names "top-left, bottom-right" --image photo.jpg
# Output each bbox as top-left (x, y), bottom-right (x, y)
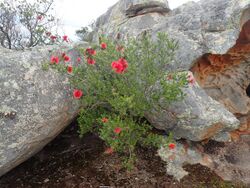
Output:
top-left (44, 178), bottom-right (50, 183)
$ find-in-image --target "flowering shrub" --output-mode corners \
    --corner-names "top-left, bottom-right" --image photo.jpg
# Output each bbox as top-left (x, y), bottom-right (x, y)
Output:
top-left (48, 32), bottom-right (189, 168)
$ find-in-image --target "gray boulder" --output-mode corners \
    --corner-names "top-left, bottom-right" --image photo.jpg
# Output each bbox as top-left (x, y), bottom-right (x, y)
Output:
top-left (94, 0), bottom-right (248, 68)
top-left (146, 76), bottom-right (240, 141)
top-left (0, 45), bottom-right (82, 177)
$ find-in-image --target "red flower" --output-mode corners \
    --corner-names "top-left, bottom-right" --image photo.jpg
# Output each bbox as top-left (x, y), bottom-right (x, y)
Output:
top-left (111, 58), bottom-right (128, 74)
top-left (62, 35), bottom-right (69, 42)
top-left (187, 72), bottom-right (195, 86)
top-left (64, 55), bottom-right (70, 62)
top-left (67, 65), bottom-right (73, 74)
top-left (87, 58), bottom-right (95, 65)
top-left (102, 117), bottom-right (108, 123)
top-left (100, 42), bottom-right (107, 49)
top-left (62, 52), bottom-right (66, 57)
top-left (168, 143), bottom-right (176, 150)
top-left (50, 35), bottom-right (57, 41)
top-left (37, 15), bottom-right (43, 20)
top-left (50, 56), bottom-right (59, 64)
top-left (111, 61), bottom-right (123, 73)
top-left (77, 57), bottom-right (81, 62)
top-left (114, 127), bottom-right (122, 134)
top-left (73, 89), bottom-right (83, 99)
top-left (104, 147), bottom-right (114, 154)
top-left (119, 58), bottom-right (128, 69)
top-left (86, 48), bottom-right (96, 56)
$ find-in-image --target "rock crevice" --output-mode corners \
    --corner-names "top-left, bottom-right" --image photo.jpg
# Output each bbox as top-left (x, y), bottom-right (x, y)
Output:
top-left (191, 19), bottom-right (250, 140)
top-left (125, 0), bottom-right (170, 17)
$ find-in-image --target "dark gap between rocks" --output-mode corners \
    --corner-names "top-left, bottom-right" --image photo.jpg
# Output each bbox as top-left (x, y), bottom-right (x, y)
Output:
top-left (246, 83), bottom-right (250, 97)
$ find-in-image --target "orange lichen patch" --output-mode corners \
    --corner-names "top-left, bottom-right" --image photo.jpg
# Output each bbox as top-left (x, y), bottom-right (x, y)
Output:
top-left (230, 129), bottom-right (250, 142)
top-left (191, 20), bottom-right (250, 85)
top-left (191, 54), bottom-right (243, 84)
top-left (201, 123), bottom-right (223, 140)
top-left (230, 116), bottom-right (250, 141)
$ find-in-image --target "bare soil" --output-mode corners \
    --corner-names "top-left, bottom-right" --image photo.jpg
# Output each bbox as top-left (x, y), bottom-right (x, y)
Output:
top-left (0, 123), bottom-right (247, 188)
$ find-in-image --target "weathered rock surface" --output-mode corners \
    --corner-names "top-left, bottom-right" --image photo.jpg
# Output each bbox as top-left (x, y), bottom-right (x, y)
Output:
top-left (94, 0), bottom-right (249, 69)
top-left (158, 137), bottom-right (250, 185)
top-left (146, 73), bottom-right (239, 141)
top-left (0, 45), bottom-right (82, 177)
top-left (125, 0), bottom-right (170, 17)
top-left (94, 0), bottom-right (170, 42)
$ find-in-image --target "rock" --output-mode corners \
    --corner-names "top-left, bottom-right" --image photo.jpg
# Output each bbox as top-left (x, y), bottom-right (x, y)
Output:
top-left (0, 45), bottom-right (84, 177)
top-left (125, 0), bottom-right (170, 17)
top-left (93, 0), bottom-right (250, 142)
top-left (208, 136), bottom-right (250, 185)
top-left (146, 74), bottom-right (240, 141)
top-left (158, 137), bottom-right (250, 185)
top-left (192, 19), bottom-right (250, 141)
top-left (93, 0), bottom-right (171, 42)
top-left (158, 142), bottom-right (207, 181)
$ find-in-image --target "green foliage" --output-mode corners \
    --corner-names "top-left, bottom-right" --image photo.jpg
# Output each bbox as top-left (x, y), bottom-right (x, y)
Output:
top-left (50, 32), bottom-right (188, 169)
top-left (41, 62), bottom-right (50, 71)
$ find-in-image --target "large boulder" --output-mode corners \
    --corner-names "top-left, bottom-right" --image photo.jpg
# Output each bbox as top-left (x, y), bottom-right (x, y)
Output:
top-left (146, 79), bottom-right (240, 142)
top-left (94, 0), bottom-right (249, 68)
top-left (93, 0), bottom-right (250, 142)
top-left (0, 45), bottom-right (82, 177)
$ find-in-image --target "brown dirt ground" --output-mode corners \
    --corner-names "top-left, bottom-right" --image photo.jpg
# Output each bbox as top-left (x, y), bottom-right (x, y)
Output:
top-left (0, 123), bottom-right (247, 188)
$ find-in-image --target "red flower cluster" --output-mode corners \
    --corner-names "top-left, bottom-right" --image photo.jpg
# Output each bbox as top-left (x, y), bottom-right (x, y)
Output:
top-left (111, 58), bottom-right (128, 74)
top-left (100, 42), bottom-right (107, 49)
top-left (62, 35), bottom-right (69, 42)
top-left (64, 55), bottom-right (70, 62)
top-left (50, 56), bottom-right (59, 64)
top-left (67, 65), bottom-right (73, 74)
top-left (85, 48), bottom-right (96, 65)
top-left (77, 57), bottom-right (81, 63)
top-left (114, 127), bottom-right (122, 134)
top-left (61, 52), bottom-right (70, 62)
top-left (102, 117), bottom-right (108, 123)
top-left (86, 48), bottom-right (96, 56)
top-left (50, 35), bottom-right (57, 41)
top-left (73, 89), bottom-right (83, 99)
top-left (87, 57), bottom-right (95, 65)
top-left (168, 143), bottom-right (176, 150)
